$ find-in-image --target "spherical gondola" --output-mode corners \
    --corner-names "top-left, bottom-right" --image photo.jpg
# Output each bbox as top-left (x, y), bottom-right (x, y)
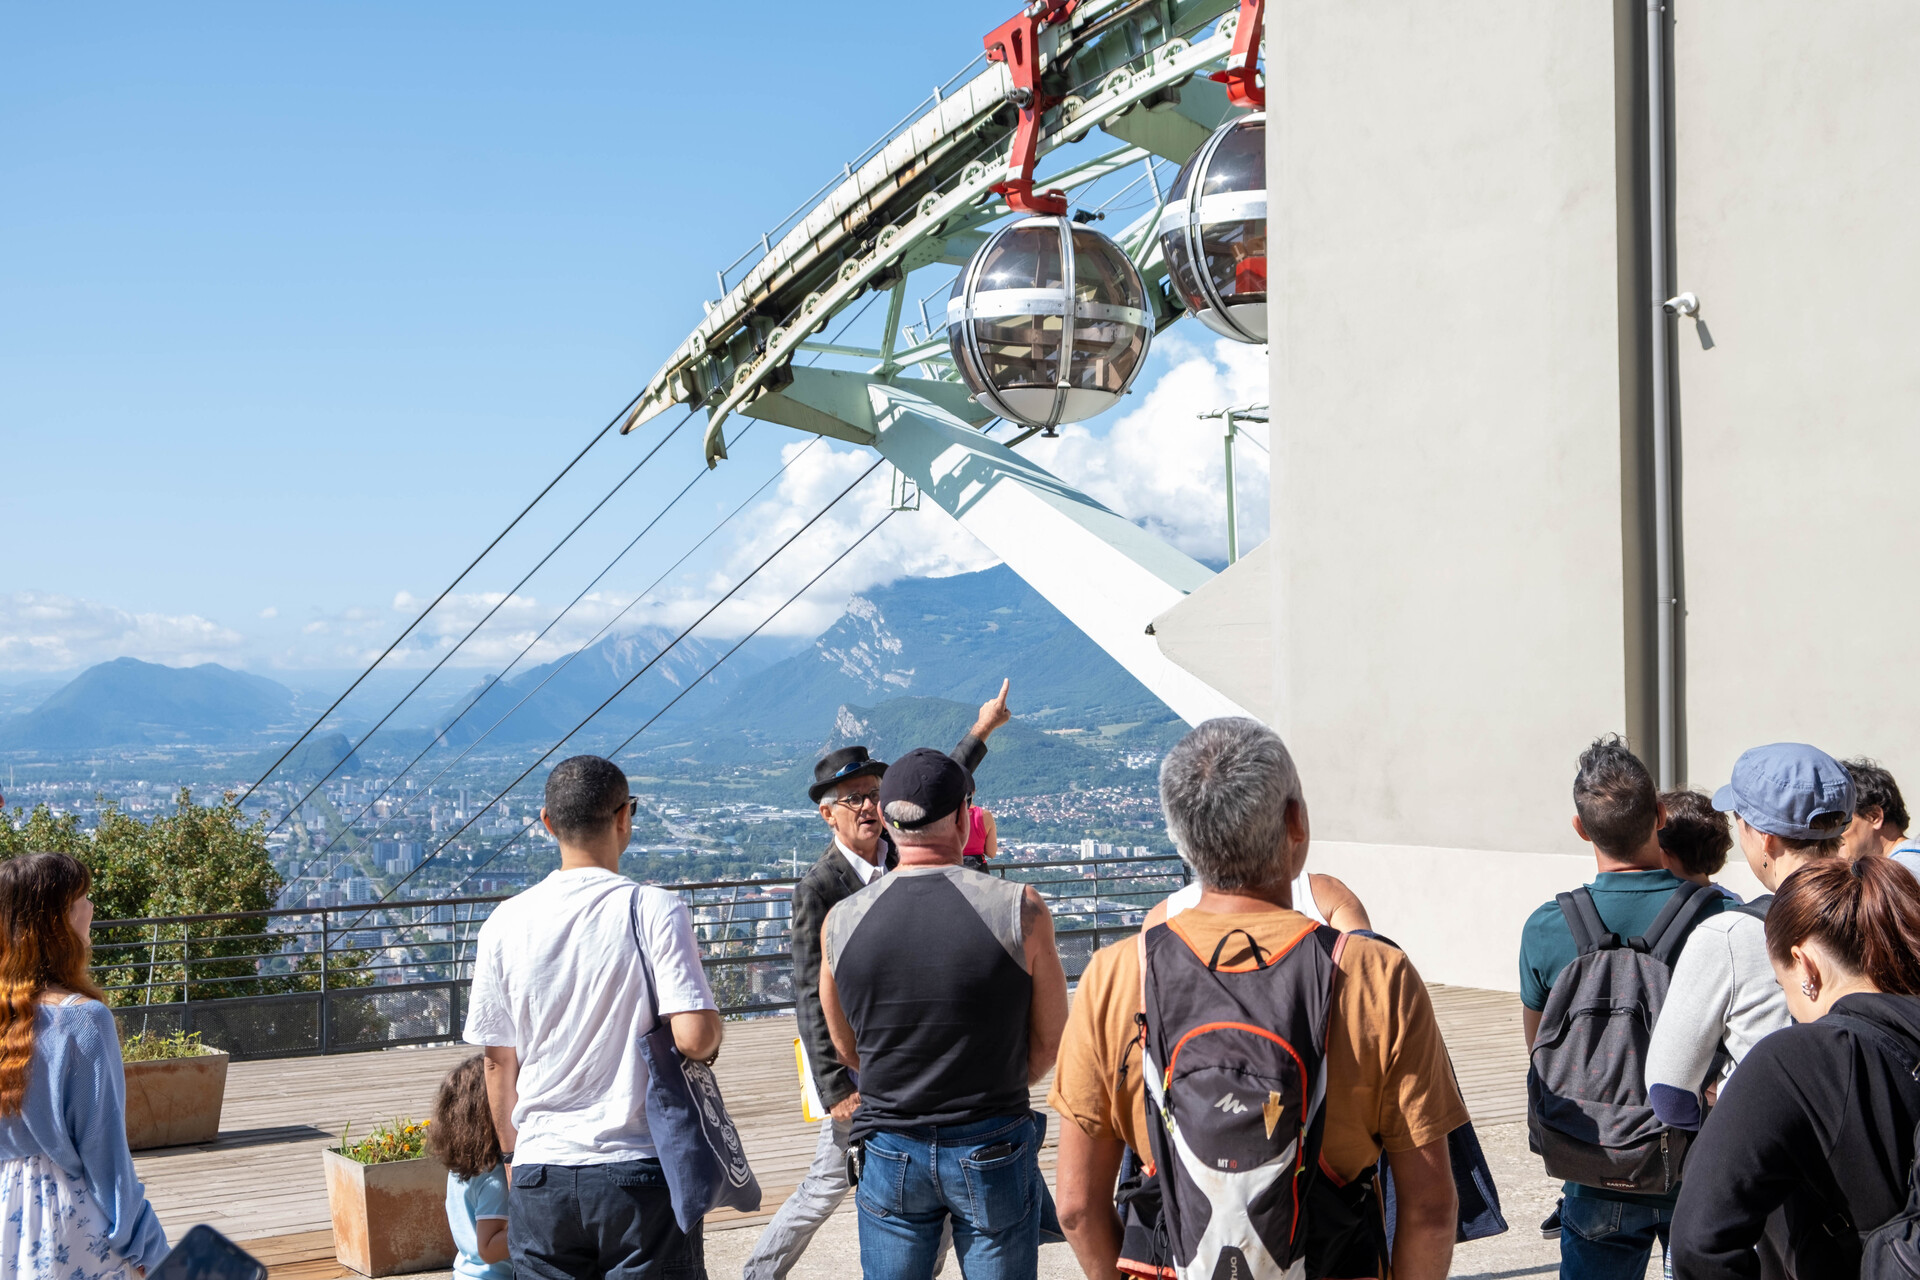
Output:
top-left (945, 215), bottom-right (1154, 432)
top-left (1159, 112), bottom-right (1266, 343)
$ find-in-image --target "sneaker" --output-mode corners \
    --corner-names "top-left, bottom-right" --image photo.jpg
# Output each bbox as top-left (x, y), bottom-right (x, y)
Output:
top-left (1541, 1201), bottom-right (1563, 1240)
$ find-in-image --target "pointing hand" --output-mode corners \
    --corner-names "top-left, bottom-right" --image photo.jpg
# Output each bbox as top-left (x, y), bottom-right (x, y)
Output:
top-left (973, 679), bottom-right (1012, 741)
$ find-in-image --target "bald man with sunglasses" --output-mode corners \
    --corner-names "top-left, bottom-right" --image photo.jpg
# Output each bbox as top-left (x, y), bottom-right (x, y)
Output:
top-left (744, 681), bottom-right (1011, 1280)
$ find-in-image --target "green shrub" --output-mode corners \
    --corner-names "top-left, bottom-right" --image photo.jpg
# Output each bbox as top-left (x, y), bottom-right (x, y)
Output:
top-left (121, 1030), bottom-right (211, 1061)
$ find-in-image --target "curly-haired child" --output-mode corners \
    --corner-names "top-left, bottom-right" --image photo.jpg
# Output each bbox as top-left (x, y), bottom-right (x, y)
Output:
top-left (430, 1054), bottom-right (512, 1279)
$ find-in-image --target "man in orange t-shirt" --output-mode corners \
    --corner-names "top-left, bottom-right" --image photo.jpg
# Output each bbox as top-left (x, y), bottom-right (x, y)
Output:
top-left (1048, 718), bottom-right (1468, 1280)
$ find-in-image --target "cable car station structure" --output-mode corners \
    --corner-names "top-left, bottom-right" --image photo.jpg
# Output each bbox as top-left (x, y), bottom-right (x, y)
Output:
top-left (621, 0), bottom-right (1270, 728)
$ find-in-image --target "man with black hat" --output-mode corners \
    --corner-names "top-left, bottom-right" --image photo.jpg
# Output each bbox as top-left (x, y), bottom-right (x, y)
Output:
top-left (742, 681), bottom-right (1012, 1280)
top-left (818, 743), bottom-right (1070, 1280)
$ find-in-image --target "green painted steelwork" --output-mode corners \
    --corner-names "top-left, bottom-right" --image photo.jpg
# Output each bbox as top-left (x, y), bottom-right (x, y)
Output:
top-left (620, 0), bottom-right (1253, 466)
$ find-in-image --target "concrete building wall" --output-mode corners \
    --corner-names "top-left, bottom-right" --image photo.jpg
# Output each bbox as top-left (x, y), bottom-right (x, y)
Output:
top-left (1268, 3), bottom-right (1629, 851)
top-left (1670, 2), bottom-right (1920, 796)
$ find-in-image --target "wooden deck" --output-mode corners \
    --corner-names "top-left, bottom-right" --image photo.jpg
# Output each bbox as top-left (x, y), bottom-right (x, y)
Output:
top-left (135, 985), bottom-right (1526, 1276)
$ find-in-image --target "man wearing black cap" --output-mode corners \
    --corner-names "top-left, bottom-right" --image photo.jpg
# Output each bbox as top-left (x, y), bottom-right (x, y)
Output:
top-left (743, 681), bottom-right (1011, 1280)
top-left (819, 744), bottom-right (1070, 1280)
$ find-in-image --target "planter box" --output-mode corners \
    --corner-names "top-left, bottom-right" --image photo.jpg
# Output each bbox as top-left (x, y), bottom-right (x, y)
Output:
top-left (123, 1050), bottom-right (230, 1150)
top-left (323, 1149), bottom-right (456, 1277)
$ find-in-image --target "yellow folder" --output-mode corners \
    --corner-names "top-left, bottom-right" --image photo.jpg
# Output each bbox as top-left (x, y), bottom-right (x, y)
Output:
top-left (793, 1037), bottom-right (827, 1123)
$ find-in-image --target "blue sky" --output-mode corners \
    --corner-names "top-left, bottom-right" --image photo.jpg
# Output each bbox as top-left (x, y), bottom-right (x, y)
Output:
top-left (1, 3), bottom-right (1265, 681)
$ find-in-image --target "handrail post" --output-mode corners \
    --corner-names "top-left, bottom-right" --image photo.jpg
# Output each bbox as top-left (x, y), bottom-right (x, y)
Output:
top-left (319, 911), bottom-right (331, 1055)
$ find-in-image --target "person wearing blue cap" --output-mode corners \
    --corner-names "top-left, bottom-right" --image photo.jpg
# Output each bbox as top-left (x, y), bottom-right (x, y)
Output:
top-left (1670, 855), bottom-right (1920, 1278)
top-left (1646, 744), bottom-right (1854, 1149)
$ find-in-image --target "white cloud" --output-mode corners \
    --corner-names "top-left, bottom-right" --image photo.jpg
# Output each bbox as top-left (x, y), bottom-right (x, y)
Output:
top-left (207, 338), bottom-right (1269, 677)
top-left (259, 606), bottom-right (278, 619)
top-left (651, 438), bottom-right (999, 641)
top-left (0, 592), bottom-right (245, 673)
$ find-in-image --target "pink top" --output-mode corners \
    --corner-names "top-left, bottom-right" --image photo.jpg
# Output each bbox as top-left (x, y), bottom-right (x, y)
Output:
top-left (962, 805), bottom-right (989, 858)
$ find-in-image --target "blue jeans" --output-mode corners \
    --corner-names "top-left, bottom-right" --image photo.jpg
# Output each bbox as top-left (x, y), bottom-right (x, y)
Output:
top-left (1560, 1195), bottom-right (1672, 1280)
top-left (856, 1113), bottom-right (1041, 1280)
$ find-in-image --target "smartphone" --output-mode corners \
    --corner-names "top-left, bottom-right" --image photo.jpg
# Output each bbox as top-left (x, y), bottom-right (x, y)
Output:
top-left (149, 1225), bottom-right (268, 1280)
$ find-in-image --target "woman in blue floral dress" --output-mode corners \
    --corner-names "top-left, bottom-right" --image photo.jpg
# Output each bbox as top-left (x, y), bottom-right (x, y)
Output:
top-left (0, 853), bottom-right (168, 1279)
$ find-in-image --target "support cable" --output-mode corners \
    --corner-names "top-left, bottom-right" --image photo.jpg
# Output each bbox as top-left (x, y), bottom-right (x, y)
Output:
top-left (264, 409), bottom-right (694, 836)
top-left (239, 391), bottom-right (646, 805)
top-left (441, 508), bottom-right (898, 899)
top-left (334, 456), bottom-right (888, 928)
top-left (283, 437), bottom-right (736, 893)
top-left (290, 429), bottom-right (820, 892)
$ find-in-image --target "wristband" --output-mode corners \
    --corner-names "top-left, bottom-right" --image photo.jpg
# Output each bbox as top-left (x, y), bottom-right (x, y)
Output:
top-left (501, 1151), bottom-right (514, 1165)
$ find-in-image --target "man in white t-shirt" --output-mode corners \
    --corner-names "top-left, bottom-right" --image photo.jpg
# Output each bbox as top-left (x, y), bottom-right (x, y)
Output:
top-left (464, 754), bottom-right (721, 1279)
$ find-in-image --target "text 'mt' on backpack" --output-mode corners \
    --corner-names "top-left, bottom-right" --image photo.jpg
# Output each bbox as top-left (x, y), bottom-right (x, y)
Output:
top-left (1526, 880), bottom-right (1720, 1194)
top-left (1139, 919), bottom-right (1346, 1280)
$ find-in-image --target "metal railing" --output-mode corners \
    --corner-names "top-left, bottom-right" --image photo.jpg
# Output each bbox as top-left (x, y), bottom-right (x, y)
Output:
top-left (93, 855), bottom-right (1188, 1060)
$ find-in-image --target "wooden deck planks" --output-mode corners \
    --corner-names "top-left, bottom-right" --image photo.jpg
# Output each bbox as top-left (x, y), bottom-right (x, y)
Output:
top-left (141, 984), bottom-right (1531, 1261)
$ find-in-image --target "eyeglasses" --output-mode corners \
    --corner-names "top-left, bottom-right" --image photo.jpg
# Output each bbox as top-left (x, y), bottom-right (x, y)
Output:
top-left (609, 797), bottom-right (639, 820)
top-left (832, 790), bottom-right (882, 813)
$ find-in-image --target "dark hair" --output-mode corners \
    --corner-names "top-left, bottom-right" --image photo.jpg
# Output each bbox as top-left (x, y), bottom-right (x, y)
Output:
top-left (1844, 758), bottom-right (1910, 833)
top-left (1573, 735), bottom-right (1659, 858)
top-left (0, 853), bottom-right (104, 1118)
top-left (543, 755), bottom-right (629, 841)
top-left (1778, 816), bottom-right (1849, 857)
top-left (1766, 857), bottom-right (1920, 996)
top-left (427, 1054), bottom-right (501, 1180)
top-left (1657, 789), bottom-right (1731, 877)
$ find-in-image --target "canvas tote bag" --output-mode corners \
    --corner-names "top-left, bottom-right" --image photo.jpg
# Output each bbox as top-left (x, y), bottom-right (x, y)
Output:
top-left (630, 888), bottom-right (762, 1231)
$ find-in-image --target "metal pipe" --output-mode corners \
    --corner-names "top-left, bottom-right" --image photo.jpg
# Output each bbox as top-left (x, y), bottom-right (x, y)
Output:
top-left (1223, 410), bottom-right (1240, 564)
top-left (1647, 0), bottom-right (1678, 788)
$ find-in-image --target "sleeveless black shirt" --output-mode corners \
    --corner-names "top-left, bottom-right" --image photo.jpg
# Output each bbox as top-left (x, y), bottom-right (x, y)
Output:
top-left (824, 864), bottom-right (1032, 1135)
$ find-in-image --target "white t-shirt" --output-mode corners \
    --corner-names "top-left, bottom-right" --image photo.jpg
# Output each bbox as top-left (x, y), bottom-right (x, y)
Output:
top-left (1890, 841), bottom-right (1920, 881)
top-left (1165, 868), bottom-right (1325, 924)
top-left (463, 867), bottom-right (715, 1164)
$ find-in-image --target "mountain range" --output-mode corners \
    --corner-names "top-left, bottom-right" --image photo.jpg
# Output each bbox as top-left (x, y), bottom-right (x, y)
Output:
top-left (0, 658), bottom-right (299, 750)
top-left (700, 565), bottom-right (1168, 744)
top-left (0, 566), bottom-right (1173, 758)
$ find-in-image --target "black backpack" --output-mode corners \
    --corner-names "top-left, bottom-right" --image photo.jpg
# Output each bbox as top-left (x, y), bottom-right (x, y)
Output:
top-left (1527, 881), bottom-right (1720, 1194)
top-left (1848, 1012), bottom-right (1920, 1278)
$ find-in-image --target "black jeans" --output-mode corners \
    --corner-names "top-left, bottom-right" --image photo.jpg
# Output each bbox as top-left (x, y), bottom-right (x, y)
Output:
top-left (509, 1160), bottom-right (705, 1279)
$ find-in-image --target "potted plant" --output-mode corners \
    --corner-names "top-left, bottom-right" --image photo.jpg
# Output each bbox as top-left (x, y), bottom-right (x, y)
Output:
top-left (120, 1031), bottom-right (230, 1151)
top-left (324, 1118), bottom-right (455, 1277)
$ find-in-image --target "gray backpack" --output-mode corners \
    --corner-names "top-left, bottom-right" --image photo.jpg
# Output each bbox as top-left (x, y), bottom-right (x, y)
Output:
top-left (1526, 881), bottom-right (1718, 1194)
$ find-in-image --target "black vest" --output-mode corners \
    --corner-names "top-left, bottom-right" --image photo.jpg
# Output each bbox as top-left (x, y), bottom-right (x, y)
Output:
top-left (825, 865), bottom-right (1031, 1135)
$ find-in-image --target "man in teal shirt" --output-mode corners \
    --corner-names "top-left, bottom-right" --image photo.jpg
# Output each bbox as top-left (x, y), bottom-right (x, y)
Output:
top-left (1519, 736), bottom-right (1734, 1280)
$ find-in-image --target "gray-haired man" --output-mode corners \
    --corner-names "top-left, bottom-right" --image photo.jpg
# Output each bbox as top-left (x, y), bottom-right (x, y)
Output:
top-left (1049, 718), bottom-right (1464, 1280)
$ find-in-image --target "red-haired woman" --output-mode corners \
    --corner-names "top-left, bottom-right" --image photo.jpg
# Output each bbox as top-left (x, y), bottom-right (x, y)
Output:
top-left (0, 852), bottom-right (168, 1278)
top-left (1670, 856), bottom-right (1920, 1278)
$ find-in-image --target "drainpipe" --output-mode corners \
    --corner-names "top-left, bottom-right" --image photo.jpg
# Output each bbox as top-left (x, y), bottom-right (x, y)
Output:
top-left (1646, 0), bottom-right (1678, 789)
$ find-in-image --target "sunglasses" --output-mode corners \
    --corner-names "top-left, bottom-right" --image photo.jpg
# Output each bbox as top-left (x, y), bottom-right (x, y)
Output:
top-left (609, 797), bottom-right (639, 820)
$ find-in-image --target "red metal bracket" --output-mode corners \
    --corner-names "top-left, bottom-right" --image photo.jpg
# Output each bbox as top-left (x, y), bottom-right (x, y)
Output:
top-left (983, 1), bottom-right (1075, 215)
top-left (1208, 0), bottom-right (1265, 108)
